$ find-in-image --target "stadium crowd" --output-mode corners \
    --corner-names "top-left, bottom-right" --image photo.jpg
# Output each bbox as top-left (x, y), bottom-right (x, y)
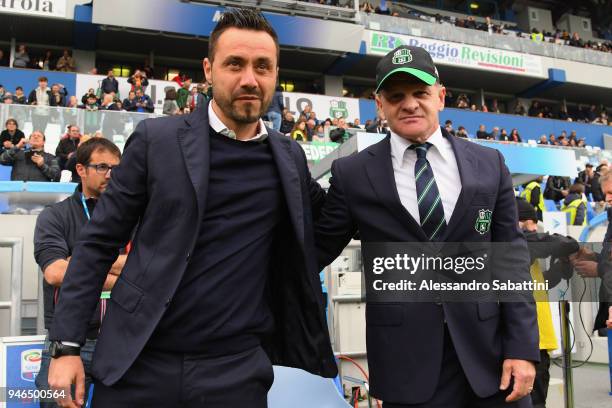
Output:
top-left (358, 1), bottom-right (612, 54)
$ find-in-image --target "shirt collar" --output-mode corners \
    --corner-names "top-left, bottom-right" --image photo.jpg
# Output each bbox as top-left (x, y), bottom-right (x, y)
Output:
top-left (389, 126), bottom-right (451, 168)
top-left (208, 100), bottom-right (268, 142)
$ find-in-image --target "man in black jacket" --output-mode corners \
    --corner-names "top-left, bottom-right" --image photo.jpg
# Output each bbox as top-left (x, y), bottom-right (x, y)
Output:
top-left (101, 70), bottom-right (119, 96)
top-left (47, 9), bottom-right (336, 407)
top-left (571, 173), bottom-right (612, 336)
top-left (0, 131), bottom-right (60, 181)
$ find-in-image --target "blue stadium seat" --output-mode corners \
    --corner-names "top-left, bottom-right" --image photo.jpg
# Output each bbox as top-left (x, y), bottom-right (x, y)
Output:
top-left (0, 165), bottom-right (11, 181)
top-left (544, 199), bottom-right (558, 212)
top-left (267, 366), bottom-right (350, 408)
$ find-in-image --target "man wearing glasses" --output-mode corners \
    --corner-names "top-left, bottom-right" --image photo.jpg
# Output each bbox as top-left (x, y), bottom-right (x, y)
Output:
top-left (34, 138), bottom-right (126, 407)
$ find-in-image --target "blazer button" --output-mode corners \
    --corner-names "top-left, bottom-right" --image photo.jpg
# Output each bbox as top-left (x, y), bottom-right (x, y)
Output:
top-left (186, 253), bottom-right (190, 262)
top-left (165, 298), bottom-right (172, 307)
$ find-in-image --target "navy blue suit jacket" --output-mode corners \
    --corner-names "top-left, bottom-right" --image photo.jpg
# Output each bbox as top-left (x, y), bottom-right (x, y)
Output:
top-left (315, 128), bottom-right (539, 404)
top-left (50, 101), bottom-right (337, 385)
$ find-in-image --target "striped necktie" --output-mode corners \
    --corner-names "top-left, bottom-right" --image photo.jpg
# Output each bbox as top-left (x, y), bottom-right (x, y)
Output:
top-left (411, 142), bottom-right (447, 241)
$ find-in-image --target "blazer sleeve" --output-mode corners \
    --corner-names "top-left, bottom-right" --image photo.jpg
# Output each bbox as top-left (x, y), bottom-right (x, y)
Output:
top-left (491, 151), bottom-right (540, 362)
top-left (49, 120), bottom-right (150, 344)
top-left (315, 159), bottom-right (358, 270)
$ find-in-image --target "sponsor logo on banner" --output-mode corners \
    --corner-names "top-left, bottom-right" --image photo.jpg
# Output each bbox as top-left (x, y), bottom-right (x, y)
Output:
top-left (367, 31), bottom-right (544, 77)
top-left (0, 0), bottom-right (67, 19)
top-left (300, 142), bottom-right (339, 163)
top-left (20, 349), bottom-right (42, 381)
top-left (282, 92), bottom-right (359, 122)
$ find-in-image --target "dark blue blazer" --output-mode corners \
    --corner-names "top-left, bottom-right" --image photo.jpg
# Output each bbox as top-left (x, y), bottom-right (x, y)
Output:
top-left (315, 128), bottom-right (539, 404)
top-left (50, 101), bottom-right (337, 385)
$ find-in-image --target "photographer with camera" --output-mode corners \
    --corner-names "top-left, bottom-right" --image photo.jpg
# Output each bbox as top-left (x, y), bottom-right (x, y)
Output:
top-left (0, 130), bottom-right (60, 182)
top-left (517, 197), bottom-right (580, 408)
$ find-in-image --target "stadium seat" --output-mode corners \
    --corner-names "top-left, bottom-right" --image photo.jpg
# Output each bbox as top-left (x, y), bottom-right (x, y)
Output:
top-left (267, 366), bottom-right (351, 408)
top-left (544, 199), bottom-right (558, 212)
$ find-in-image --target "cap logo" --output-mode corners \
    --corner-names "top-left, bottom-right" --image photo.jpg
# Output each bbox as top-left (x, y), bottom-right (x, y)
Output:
top-left (392, 49), bottom-right (412, 65)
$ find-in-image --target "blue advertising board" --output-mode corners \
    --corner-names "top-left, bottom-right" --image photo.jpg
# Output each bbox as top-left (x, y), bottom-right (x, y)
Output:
top-left (2, 338), bottom-right (45, 408)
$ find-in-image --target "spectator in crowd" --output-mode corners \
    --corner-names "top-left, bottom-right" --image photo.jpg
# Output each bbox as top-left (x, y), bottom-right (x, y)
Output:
top-left (514, 102), bottom-right (527, 116)
top-left (489, 126), bottom-right (499, 139)
top-left (301, 104), bottom-right (313, 118)
top-left (80, 94), bottom-right (101, 135)
top-left (456, 125), bottom-right (468, 138)
top-left (101, 70), bottom-right (119, 96)
top-left (49, 84), bottom-right (68, 107)
top-left (350, 118), bottom-right (362, 129)
top-left (128, 69), bottom-right (149, 92)
top-left (475, 124), bottom-right (489, 139)
top-left (522, 176), bottom-right (545, 221)
top-left (266, 85), bottom-right (284, 131)
top-left (29, 76), bottom-right (52, 133)
top-left (312, 124), bottom-right (325, 142)
top-left (558, 135), bottom-right (568, 146)
top-left (279, 110), bottom-right (295, 135)
top-left (122, 90), bottom-right (137, 112)
top-left (141, 58), bottom-right (155, 79)
top-left (528, 101), bottom-right (542, 117)
top-left (558, 105), bottom-right (569, 121)
top-left (544, 175), bottom-right (570, 204)
top-left (56, 49), bottom-right (75, 72)
top-left (360, 1), bottom-right (375, 13)
top-left (12, 44), bottom-right (30, 68)
top-left (469, 104), bottom-right (478, 111)
top-left (1, 119), bottom-right (26, 152)
top-left (66, 95), bottom-right (79, 108)
top-left (510, 128), bottom-right (522, 143)
top-left (99, 93), bottom-right (119, 111)
top-left (0, 131), bottom-right (60, 181)
top-left (33, 138), bottom-right (124, 407)
top-left (55, 125), bottom-right (82, 170)
top-left (0, 49), bottom-right (8, 66)
top-left (444, 119), bottom-right (455, 136)
top-left (163, 87), bottom-right (180, 115)
top-left (132, 88), bottom-right (154, 113)
top-left (366, 117), bottom-right (388, 134)
top-left (81, 88), bottom-right (97, 105)
top-left (177, 79), bottom-right (191, 111)
top-left (195, 83), bottom-right (210, 108)
top-left (561, 183), bottom-right (587, 226)
top-left (171, 71), bottom-right (189, 87)
top-left (549, 134), bottom-right (557, 145)
top-left (13, 86), bottom-right (27, 104)
top-left (455, 93), bottom-right (469, 109)
top-left (577, 138), bottom-right (586, 147)
top-left (305, 119), bottom-right (317, 139)
top-left (290, 118), bottom-right (308, 141)
top-left (499, 128), bottom-right (510, 141)
top-left (576, 163), bottom-right (595, 198)
top-left (591, 164), bottom-right (609, 202)
top-left (538, 135), bottom-right (548, 145)
top-left (0, 84), bottom-right (4, 100)
top-left (41, 50), bottom-right (54, 71)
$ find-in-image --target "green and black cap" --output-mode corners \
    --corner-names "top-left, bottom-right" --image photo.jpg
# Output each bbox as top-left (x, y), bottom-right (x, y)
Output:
top-left (375, 45), bottom-right (439, 93)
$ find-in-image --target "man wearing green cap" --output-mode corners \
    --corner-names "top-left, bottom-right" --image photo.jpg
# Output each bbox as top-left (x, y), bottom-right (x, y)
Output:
top-left (315, 46), bottom-right (539, 407)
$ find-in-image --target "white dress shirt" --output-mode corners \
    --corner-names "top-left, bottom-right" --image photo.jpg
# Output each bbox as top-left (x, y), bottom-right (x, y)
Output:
top-left (390, 127), bottom-right (461, 224)
top-left (208, 100), bottom-right (268, 142)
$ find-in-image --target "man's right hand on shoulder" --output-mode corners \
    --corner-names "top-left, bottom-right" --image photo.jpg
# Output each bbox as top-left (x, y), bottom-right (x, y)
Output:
top-left (48, 356), bottom-right (86, 408)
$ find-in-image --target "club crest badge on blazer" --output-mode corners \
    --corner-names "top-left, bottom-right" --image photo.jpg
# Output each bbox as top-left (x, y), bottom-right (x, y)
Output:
top-left (475, 209), bottom-right (492, 234)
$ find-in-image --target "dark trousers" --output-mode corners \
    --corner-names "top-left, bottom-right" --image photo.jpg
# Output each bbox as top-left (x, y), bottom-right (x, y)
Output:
top-left (531, 350), bottom-right (550, 408)
top-left (384, 327), bottom-right (532, 408)
top-left (92, 344), bottom-right (273, 408)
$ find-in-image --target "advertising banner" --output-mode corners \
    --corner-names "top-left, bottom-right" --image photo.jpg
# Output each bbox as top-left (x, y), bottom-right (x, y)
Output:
top-left (281, 92), bottom-right (360, 122)
top-left (0, 0), bottom-right (66, 19)
top-left (366, 30), bottom-right (545, 78)
top-left (0, 336), bottom-right (45, 408)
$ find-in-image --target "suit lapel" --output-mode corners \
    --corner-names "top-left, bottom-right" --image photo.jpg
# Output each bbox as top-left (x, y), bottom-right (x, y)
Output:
top-left (177, 103), bottom-right (210, 219)
top-left (442, 132), bottom-right (478, 240)
top-left (365, 136), bottom-right (429, 241)
top-left (268, 134), bottom-right (305, 245)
